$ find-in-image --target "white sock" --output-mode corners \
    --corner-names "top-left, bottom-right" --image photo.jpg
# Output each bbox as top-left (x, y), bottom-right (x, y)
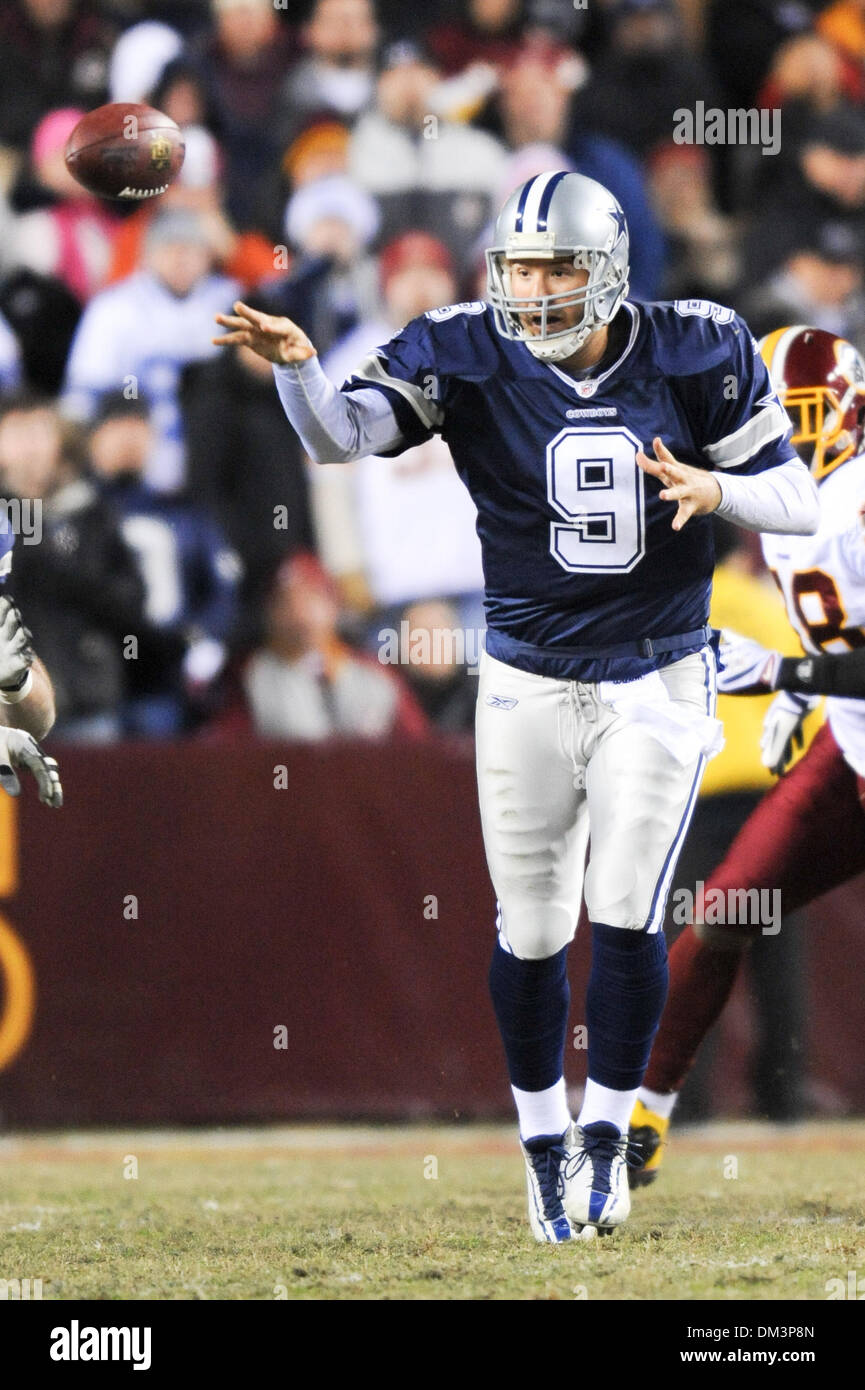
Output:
top-left (512, 1078), bottom-right (571, 1142)
top-left (637, 1085), bottom-right (679, 1121)
top-left (577, 1078), bottom-right (638, 1136)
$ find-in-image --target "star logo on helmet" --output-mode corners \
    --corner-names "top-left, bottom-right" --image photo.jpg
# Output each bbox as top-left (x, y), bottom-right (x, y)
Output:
top-left (606, 206), bottom-right (627, 245)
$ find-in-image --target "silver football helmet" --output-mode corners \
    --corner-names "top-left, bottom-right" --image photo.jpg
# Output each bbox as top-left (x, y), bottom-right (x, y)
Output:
top-left (485, 171), bottom-right (630, 362)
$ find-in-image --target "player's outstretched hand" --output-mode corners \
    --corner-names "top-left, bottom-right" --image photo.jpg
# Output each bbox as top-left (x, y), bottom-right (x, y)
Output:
top-left (637, 437), bottom-right (722, 531)
top-left (212, 301), bottom-right (317, 366)
top-left (0, 727), bottom-right (62, 807)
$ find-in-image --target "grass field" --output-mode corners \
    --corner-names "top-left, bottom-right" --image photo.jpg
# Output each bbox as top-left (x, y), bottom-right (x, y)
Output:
top-left (1, 1121), bottom-right (863, 1301)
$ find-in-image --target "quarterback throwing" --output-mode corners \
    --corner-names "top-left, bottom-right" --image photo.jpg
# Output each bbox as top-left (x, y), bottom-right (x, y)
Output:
top-left (215, 172), bottom-right (818, 1242)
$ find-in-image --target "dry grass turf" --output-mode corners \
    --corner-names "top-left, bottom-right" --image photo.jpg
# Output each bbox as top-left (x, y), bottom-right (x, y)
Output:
top-left (0, 1121), bottom-right (863, 1300)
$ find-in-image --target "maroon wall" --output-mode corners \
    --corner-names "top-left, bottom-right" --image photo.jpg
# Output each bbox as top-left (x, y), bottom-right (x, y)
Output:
top-left (0, 737), bottom-right (862, 1126)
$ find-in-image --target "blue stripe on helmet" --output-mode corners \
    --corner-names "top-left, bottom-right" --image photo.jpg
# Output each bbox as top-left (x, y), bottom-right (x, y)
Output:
top-left (536, 170), bottom-right (570, 231)
top-left (514, 176), bottom-right (537, 233)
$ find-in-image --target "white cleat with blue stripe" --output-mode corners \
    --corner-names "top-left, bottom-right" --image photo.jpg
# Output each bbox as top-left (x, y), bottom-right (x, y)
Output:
top-left (563, 1122), bottom-right (631, 1235)
top-left (520, 1131), bottom-right (576, 1243)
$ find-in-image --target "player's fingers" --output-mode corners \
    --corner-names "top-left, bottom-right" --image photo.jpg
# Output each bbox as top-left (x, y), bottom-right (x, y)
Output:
top-left (0, 761), bottom-right (22, 798)
top-left (636, 449), bottom-right (665, 478)
top-left (232, 300), bottom-right (269, 327)
top-left (212, 330), bottom-right (252, 347)
top-left (671, 498), bottom-right (696, 531)
top-left (653, 436), bottom-right (680, 465)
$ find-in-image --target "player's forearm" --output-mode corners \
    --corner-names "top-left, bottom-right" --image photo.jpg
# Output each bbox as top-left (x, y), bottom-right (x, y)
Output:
top-left (0, 657), bottom-right (56, 740)
top-left (712, 459), bottom-right (819, 535)
top-left (272, 357), bottom-right (404, 463)
top-left (775, 648), bottom-right (865, 699)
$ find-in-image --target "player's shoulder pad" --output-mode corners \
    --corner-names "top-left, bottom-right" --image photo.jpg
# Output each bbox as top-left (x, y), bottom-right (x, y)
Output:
top-left (416, 301), bottom-right (502, 379)
top-left (641, 298), bottom-right (754, 376)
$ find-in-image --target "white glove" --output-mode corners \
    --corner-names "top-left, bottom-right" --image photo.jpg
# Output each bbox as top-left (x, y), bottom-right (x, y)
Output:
top-left (717, 628), bottom-right (781, 694)
top-left (760, 690), bottom-right (820, 776)
top-left (0, 597), bottom-right (35, 691)
top-left (0, 727), bottom-right (63, 807)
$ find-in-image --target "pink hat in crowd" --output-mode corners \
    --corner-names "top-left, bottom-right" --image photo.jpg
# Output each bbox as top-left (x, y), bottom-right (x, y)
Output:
top-left (31, 108), bottom-right (85, 166)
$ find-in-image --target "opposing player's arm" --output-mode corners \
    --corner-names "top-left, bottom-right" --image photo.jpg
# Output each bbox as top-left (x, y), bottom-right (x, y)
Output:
top-left (213, 301), bottom-right (409, 464)
top-left (717, 627), bottom-right (865, 699)
top-left (0, 662), bottom-right (62, 809)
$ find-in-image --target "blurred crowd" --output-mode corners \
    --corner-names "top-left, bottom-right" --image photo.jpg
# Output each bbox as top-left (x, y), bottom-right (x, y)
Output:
top-left (0, 0), bottom-right (861, 745)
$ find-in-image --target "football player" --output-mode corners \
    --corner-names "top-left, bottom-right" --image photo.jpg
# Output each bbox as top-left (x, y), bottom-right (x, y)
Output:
top-left (0, 565), bottom-right (62, 807)
top-left (214, 172), bottom-right (818, 1241)
top-left (629, 325), bottom-right (865, 1186)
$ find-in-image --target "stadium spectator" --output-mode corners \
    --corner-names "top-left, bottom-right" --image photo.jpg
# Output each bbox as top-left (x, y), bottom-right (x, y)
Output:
top-left (180, 320), bottom-right (315, 638)
top-left (349, 39), bottom-right (507, 275)
top-left (87, 390), bottom-right (241, 737)
top-left (0, 267), bottom-right (81, 396)
top-left (258, 115), bottom-right (352, 245)
top-left (105, 126), bottom-right (276, 290)
top-left (738, 222), bottom-right (865, 345)
top-left (0, 0), bottom-right (117, 153)
top-left (216, 551), bottom-right (428, 742)
top-left (757, 34), bottom-right (861, 121)
top-left (647, 143), bottom-right (739, 299)
top-left (740, 107), bottom-right (865, 286)
top-left (149, 59), bottom-right (212, 131)
top-left (494, 48), bottom-right (666, 298)
top-left (191, 0), bottom-right (297, 227)
top-left (266, 174), bottom-right (381, 358)
top-left (398, 597), bottom-right (479, 734)
top-left (315, 232), bottom-right (485, 630)
top-left (62, 206), bottom-right (238, 493)
top-left (570, 0), bottom-right (719, 164)
top-left (283, 0), bottom-right (379, 134)
top-left (704, 0), bottom-right (820, 110)
top-left (818, 0), bottom-right (865, 64)
top-left (107, 19), bottom-right (185, 104)
top-left (426, 0), bottom-right (528, 77)
top-left (8, 108), bottom-right (119, 304)
top-left (0, 393), bottom-right (164, 743)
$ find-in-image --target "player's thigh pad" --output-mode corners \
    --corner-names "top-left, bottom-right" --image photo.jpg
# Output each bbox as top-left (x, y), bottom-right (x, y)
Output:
top-left (475, 650), bottom-right (588, 959)
top-left (584, 650), bottom-right (715, 932)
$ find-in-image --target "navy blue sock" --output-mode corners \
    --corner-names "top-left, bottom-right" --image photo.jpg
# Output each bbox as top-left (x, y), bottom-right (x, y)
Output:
top-left (488, 941), bottom-right (570, 1092)
top-left (586, 923), bottom-right (668, 1091)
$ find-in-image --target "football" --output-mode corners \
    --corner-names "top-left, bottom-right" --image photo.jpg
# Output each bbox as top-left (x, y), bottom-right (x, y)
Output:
top-left (64, 103), bottom-right (185, 201)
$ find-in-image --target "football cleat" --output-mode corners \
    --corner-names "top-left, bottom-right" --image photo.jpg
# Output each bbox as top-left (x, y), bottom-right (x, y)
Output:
top-left (521, 1131), bottom-right (575, 1243)
top-left (627, 1098), bottom-right (669, 1189)
top-left (563, 1121), bottom-right (631, 1232)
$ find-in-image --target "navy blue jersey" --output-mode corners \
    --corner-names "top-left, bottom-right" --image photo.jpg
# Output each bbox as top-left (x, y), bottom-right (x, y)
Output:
top-left (342, 298), bottom-right (799, 681)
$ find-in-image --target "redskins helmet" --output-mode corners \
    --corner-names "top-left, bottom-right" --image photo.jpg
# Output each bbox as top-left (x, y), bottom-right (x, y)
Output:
top-left (759, 325), bottom-right (865, 482)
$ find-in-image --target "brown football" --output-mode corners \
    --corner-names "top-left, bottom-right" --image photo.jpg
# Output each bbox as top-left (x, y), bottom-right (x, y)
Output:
top-left (64, 103), bottom-right (185, 201)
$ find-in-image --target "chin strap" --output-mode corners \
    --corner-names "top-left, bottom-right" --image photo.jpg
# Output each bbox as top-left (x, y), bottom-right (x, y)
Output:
top-left (524, 323), bottom-right (594, 362)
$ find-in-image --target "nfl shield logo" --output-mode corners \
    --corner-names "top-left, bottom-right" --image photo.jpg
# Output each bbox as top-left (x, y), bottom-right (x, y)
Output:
top-left (576, 380), bottom-right (597, 398)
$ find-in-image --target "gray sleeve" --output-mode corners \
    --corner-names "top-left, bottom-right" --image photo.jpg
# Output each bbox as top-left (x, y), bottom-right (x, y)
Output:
top-left (272, 357), bottom-right (405, 463)
top-left (712, 459), bottom-right (819, 535)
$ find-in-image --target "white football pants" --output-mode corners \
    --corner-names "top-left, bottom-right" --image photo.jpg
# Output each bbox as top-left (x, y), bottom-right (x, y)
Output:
top-left (475, 646), bottom-right (718, 958)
